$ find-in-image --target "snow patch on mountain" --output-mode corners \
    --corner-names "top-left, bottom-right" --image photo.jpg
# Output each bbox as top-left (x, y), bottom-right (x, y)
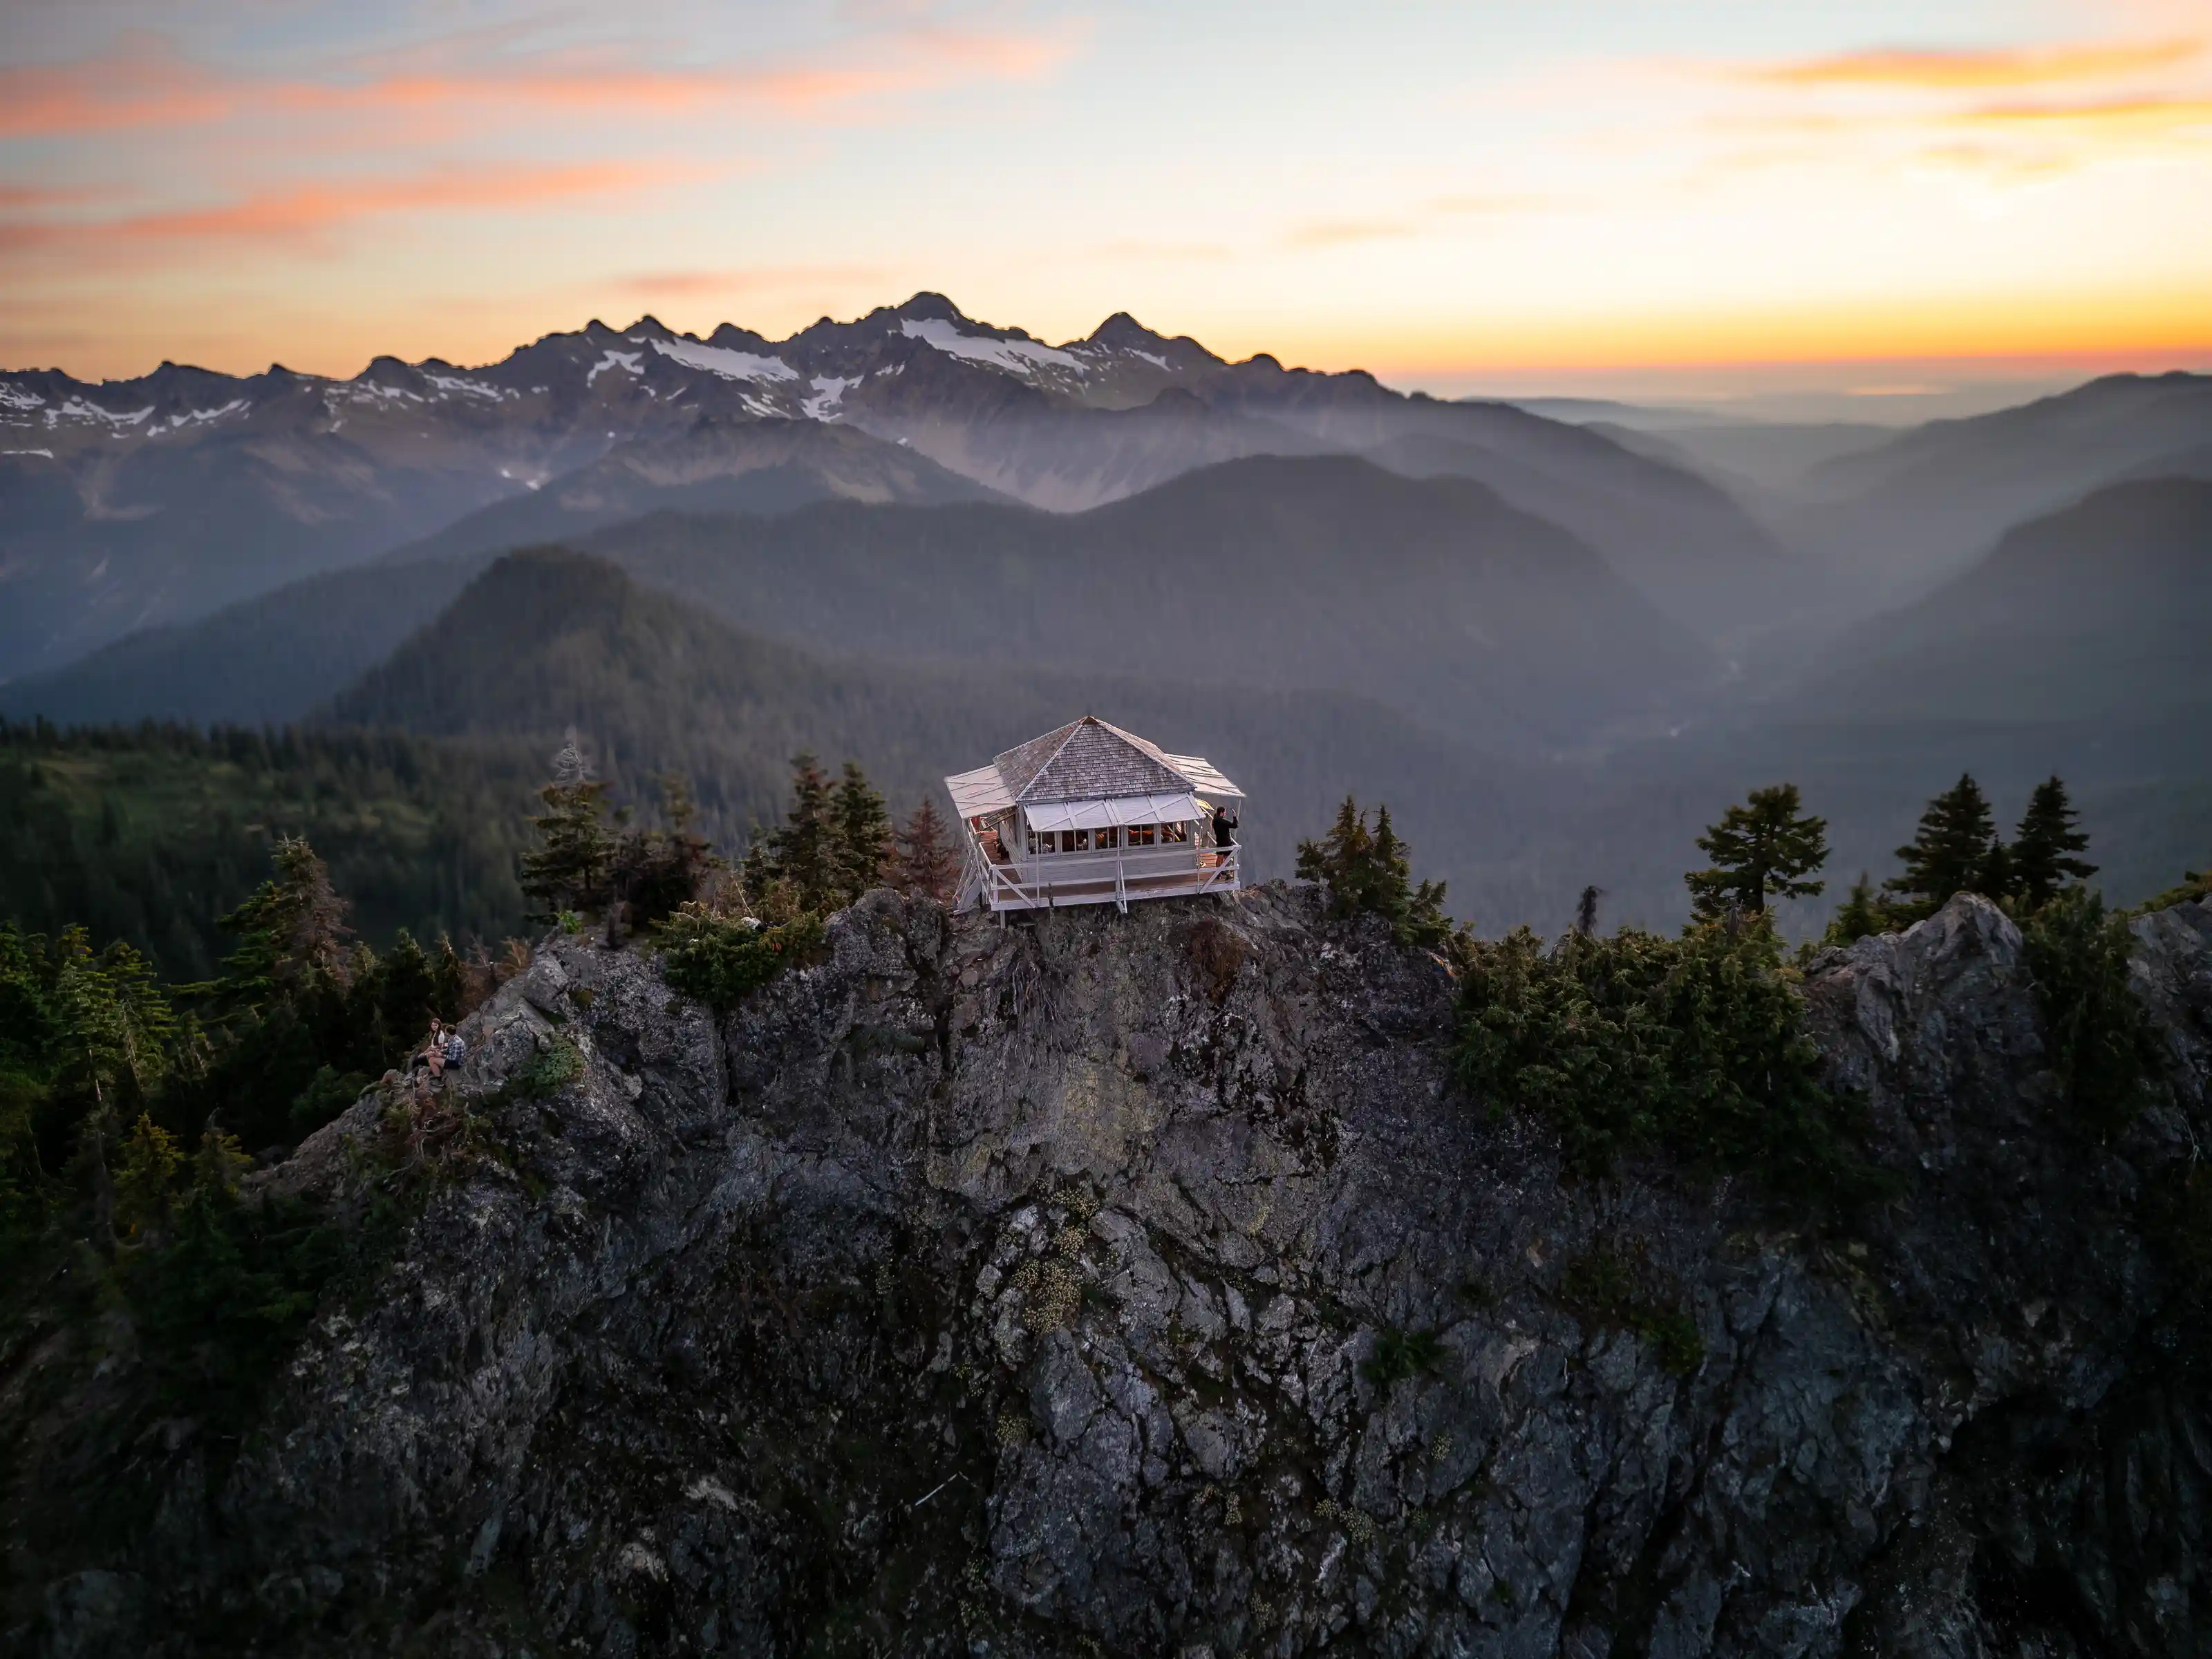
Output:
top-left (588, 350), bottom-right (643, 384)
top-left (424, 373), bottom-right (514, 402)
top-left (646, 338), bottom-right (798, 383)
top-left (803, 375), bottom-right (858, 419)
top-left (337, 383), bottom-right (424, 406)
top-left (0, 384), bottom-right (45, 412)
top-left (163, 400), bottom-right (250, 430)
top-left (56, 398), bottom-right (152, 427)
top-left (900, 317), bottom-right (1081, 377)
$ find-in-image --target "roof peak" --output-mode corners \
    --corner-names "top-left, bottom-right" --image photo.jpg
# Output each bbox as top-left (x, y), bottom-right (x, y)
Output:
top-left (992, 714), bottom-right (1198, 805)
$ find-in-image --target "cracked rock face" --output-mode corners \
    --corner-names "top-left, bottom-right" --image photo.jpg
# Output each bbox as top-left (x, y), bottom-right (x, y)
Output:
top-left (18, 888), bottom-right (2212, 1657)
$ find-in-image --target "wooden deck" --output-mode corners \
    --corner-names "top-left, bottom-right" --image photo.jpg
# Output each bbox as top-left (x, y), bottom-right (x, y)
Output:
top-left (957, 826), bottom-right (1239, 913)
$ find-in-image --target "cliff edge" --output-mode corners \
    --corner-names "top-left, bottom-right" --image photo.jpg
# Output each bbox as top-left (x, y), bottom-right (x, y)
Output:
top-left (19, 885), bottom-right (2212, 1657)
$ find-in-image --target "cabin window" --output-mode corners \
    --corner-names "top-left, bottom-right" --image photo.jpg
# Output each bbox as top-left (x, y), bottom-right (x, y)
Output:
top-left (1028, 828), bottom-right (1053, 856)
top-left (1161, 821), bottom-right (1190, 844)
top-left (1125, 823), bottom-right (1156, 847)
top-left (1061, 829), bottom-right (1089, 853)
top-left (1094, 826), bottom-right (1119, 850)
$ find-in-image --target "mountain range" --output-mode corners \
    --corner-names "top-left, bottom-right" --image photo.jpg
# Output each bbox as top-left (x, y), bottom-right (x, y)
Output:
top-left (3, 297), bottom-right (2207, 930)
top-left (0, 294), bottom-right (1785, 680)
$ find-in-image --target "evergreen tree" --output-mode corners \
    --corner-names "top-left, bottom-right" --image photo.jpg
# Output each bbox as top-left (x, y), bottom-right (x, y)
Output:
top-left (1297, 797), bottom-right (1449, 945)
top-left (50, 928), bottom-right (174, 1110)
top-left (212, 836), bottom-right (353, 1009)
top-left (1886, 773), bottom-right (1999, 919)
top-left (832, 762), bottom-right (892, 903)
top-left (741, 754), bottom-right (842, 915)
top-left (1821, 874), bottom-right (1886, 947)
top-left (520, 735), bottom-right (615, 919)
top-left (890, 798), bottom-right (961, 905)
top-left (1683, 783), bottom-right (1828, 924)
top-left (610, 774), bottom-right (722, 928)
top-left (2010, 775), bottom-right (2097, 909)
top-left (114, 1112), bottom-right (182, 1238)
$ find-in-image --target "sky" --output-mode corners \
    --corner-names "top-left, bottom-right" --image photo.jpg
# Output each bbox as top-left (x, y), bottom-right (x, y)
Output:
top-left (3, 0), bottom-right (2209, 412)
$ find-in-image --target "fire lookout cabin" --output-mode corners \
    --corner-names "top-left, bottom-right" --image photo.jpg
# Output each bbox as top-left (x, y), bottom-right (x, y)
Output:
top-left (946, 716), bottom-right (1244, 913)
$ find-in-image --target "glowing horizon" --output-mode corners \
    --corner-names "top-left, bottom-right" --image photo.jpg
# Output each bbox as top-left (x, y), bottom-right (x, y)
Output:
top-left (4, 0), bottom-right (2209, 402)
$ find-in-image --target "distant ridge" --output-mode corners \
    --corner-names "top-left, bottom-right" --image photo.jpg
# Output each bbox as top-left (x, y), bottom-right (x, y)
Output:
top-left (0, 292), bottom-right (1783, 679)
top-left (1779, 476), bottom-right (2212, 726)
top-left (6, 452), bottom-right (1718, 755)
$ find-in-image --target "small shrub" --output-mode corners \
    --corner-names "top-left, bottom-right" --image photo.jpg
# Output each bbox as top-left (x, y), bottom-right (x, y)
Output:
top-left (2134, 861), bottom-right (2211, 917)
top-left (1363, 1325), bottom-right (1443, 1387)
top-left (515, 1039), bottom-right (585, 1100)
top-left (657, 904), bottom-right (825, 1011)
top-left (1454, 920), bottom-right (1870, 1199)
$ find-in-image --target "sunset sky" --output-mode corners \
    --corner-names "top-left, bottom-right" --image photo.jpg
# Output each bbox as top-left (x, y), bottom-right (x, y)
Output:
top-left (4, 0), bottom-right (2209, 406)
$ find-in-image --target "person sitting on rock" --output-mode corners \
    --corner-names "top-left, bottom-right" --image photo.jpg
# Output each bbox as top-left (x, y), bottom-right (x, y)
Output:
top-left (411, 1021), bottom-right (448, 1089)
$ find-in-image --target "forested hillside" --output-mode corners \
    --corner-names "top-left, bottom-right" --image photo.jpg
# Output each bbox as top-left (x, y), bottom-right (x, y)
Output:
top-left (0, 722), bottom-right (537, 977)
top-left (319, 546), bottom-right (1561, 920)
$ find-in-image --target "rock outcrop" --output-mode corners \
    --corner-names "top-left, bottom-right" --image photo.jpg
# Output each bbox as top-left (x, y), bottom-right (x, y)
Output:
top-left (19, 887), bottom-right (2212, 1656)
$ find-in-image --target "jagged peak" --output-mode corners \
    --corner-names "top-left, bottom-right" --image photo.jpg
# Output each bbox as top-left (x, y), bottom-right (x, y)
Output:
top-left (892, 291), bottom-right (968, 324)
top-left (1087, 310), bottom-right (1168, 349)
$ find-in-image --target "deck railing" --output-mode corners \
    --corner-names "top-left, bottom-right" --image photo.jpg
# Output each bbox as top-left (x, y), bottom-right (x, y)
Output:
top-left (957, 827), bottom-right (1239, 913)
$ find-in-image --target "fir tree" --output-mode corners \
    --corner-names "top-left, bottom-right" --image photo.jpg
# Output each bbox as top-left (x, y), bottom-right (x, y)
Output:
top-left (1297, 797), bottom-right (1449, 945)
top-left (610, 774), bottom-right (721, 928)
top-left (1683, 783), bottom-right (1828, 924)
top-left (1886, 773), bottom-right (1999, 919)
top-left (114, 1112), bottom-right (183, 1238)
top-left (520, 735), bottom-right (615, 919)
top-left (2010, 775), bottom-right (2097, 909)
top-left (741, 754), bottom-right (842, 915)
top-left (890, 798), bottom-right (961, 905)
top-left (831, 762), bottom-right (892, 903)
top-left (212, 836), bottom-right (353, 1008)
top-left (1821, 874), bottom-right (1886, 947)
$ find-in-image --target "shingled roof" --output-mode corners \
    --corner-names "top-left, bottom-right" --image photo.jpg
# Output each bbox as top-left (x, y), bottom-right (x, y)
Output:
top-left (993, 716), bottom-right (1198, 805)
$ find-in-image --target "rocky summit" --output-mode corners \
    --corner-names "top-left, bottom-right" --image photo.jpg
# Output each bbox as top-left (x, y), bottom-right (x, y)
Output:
top-left (19, 885), bottom-right (2212, 1658)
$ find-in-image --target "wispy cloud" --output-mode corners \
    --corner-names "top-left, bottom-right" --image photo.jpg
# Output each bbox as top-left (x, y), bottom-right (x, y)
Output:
top-left (1428, 191), bottom-right (1555, 215)
top-left (1951, 95), bottom-right (2212, 133)
top-left (1745, 36), bottom-right (2201, 90)
top-left (0, 22), bottom-right (1078, 141)
top-left (0, 37), bottom-right (234, 137)
top-left (617, 264), bottom-right (890, 298)
top-left (1091, 238), bottom-right (1232, 263)
top-left (1284, 218), bottom-right (1415, 248)
top-left (0, 160), bottom-right (695, 259)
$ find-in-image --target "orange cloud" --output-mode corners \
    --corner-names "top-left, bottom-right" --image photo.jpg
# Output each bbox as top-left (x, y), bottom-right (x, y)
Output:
top-left (1429, 192), bottom-right (1554, 214)
top-left (1952, 95), bottom-right (2212, 133)
top-left (1091, 239), bottom-right (1231, 262)
top-left (1284, 218), bottom-right (1414, 248)
top-left (0, 161), bottom-right (697, 259)
top-left (0, 24), bottom-right (1077, 140)
top-left (1747, 36), bottom-right (2202, 89)
top-left (0, 37), bottom-right (235, 136)
top-left (618, 265), bottom-right (890, 297)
